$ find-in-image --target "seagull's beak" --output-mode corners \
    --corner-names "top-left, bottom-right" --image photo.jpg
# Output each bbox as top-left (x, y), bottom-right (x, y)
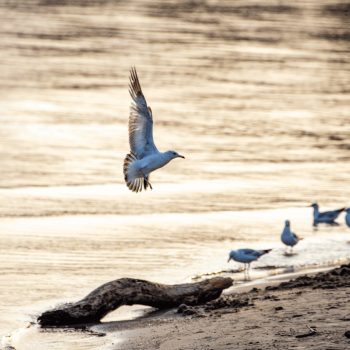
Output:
top-left (227, 257), bottom-right (231, 263)
top-left (178, 154), bottom-right (185, 159)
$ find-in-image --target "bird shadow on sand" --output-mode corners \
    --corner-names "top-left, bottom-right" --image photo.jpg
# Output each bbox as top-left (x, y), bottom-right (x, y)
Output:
top-left (192, 265), bottom-right (282, 281)
top-left (313, 222), bottom-right (340, 231)
top-left (254, 265), bottom-right (281, 270)
top-left (192, 268), bottom-right (243, 281)
top-left (283, 251), bottom-right (298, 257)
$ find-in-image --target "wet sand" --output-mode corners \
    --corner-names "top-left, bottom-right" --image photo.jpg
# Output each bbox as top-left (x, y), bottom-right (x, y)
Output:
top-left (113, 264), bottom-right (350, 349)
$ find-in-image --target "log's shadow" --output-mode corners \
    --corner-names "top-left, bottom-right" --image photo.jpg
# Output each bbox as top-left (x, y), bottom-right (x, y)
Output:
top-left (38, 306), bottom-right (177, 337)
top-left (38, 324), bottom-right (107, 337)
top-left (93, 308), bottom-right (180, 334)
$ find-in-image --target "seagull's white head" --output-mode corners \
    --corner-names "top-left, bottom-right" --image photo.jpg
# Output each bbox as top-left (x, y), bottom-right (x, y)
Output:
top-left (165, 150), bottom-right (185, 160)
top-left (285, 220), bottom-right (290, 227)
top-left (227, 250), bottom-right (235, 262)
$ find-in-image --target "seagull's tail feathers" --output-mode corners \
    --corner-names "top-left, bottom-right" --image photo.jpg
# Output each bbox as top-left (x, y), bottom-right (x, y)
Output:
top-left (260, 249), bottom-right (272, 256)
top-left (123, 152), bottom-right (143, 193)
top-left (123, 153), bottom-right (152, 193)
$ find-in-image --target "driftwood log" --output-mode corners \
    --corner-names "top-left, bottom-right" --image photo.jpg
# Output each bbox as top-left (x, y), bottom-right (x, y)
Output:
top-left (38, 277), bottom-right (232, 327)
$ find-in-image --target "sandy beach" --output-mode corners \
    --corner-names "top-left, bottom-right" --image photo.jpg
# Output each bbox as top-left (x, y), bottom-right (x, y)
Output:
top-left (110, 264), bottom-right (350, 350)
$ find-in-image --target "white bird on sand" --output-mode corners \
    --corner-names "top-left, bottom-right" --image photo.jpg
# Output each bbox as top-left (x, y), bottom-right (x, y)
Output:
top-left (281, 220), bottom-right (303, 254)
top-left (310, 203), bottom-right (344, 226)
top-left (123, 68), bottom-right (185, 192)
top-left (345, 208), bottom-right (350, 228)
top-left (227, 248), bottom-right (271, 277)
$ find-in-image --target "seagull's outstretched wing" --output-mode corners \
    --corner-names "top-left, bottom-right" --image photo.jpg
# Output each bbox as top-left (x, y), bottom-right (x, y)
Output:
top-left (128, 67), bottom-right (158, 159)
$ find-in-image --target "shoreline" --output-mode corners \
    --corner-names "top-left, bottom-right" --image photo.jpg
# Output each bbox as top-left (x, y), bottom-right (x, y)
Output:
top-left (2, 263), bottom-right (350, 350)
top-left (102, 264), bottom-right (350, 350)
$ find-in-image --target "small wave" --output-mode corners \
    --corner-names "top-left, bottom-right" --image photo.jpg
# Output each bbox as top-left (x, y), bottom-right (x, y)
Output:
top-left (1, 323), bottom-right (36, 350)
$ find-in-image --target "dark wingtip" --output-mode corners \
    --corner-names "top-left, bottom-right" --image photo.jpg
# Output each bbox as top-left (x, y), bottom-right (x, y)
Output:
top-left (129, 66), bottom-right (142, 99)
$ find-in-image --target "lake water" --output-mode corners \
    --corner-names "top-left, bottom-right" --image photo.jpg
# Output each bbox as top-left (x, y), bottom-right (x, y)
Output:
top-left (0, 0), bottom-right (349, 349)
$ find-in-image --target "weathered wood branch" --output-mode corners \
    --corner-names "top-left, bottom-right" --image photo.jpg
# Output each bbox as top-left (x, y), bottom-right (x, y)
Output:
top-left (38, 277), bottom-right (232, 327)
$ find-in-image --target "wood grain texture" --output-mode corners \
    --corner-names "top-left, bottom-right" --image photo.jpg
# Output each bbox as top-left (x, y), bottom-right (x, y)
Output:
top-left (38, 277), bottom-right (233, 326)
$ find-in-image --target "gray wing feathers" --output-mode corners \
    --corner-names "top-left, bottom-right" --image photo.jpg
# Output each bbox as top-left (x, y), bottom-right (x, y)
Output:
top-left (319, 208), bottom-right (344, 221)
top-left (128, 67), bottom-right (158, 159)
top-left (241, 249), bottom-right (270, 257)
top-left (240, 249), bottom-right (258, 256)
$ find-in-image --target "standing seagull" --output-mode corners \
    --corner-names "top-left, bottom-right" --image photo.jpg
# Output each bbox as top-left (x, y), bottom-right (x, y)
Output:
top-left (281, 220), bottom-right (303, 254)
top-left (310, 203), bottom-right (344, 226)
top-left (345, 208), bottom-right (350, 228)
top-left (123, 68), bottom-right (185, 192)
top-left (227, 248), bottom-right (271, 278)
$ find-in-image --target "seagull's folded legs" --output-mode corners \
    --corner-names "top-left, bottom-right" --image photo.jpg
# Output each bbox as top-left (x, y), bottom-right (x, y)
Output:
top-left (140, 170), bottom-right (153, 191)
top-left (144, 176), bottom-right (153, 190)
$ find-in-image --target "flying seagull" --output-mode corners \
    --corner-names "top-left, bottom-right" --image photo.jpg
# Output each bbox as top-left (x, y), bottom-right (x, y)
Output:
top-left (281, 220), bottom-right (303, 254)
top-left (123, 68), bottom-right (185, 192)
top-left (227, 248), bottom-right (271, 277)
top-left (310, 203), bottom-right (344, 226)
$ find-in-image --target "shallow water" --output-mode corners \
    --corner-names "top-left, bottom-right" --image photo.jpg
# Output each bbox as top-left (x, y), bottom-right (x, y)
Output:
top-left (0, 0), bottom-right (349, 349)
